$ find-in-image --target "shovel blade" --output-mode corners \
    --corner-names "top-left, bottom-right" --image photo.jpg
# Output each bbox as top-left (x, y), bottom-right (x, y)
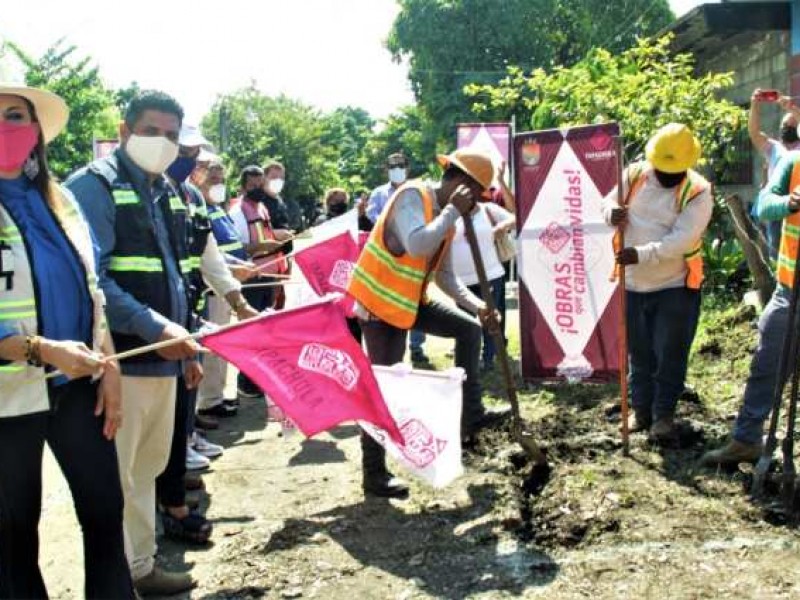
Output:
top-left (517, 431), bottom-right (548, 466)
top-left (751, 455), bottom-right (773, 498)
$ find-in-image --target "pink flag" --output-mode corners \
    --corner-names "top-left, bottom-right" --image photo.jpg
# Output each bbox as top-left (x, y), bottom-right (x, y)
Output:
top-left (293, 231), bottom-right (358, 315)
top-left (200, 300), bottom-right (403, 443)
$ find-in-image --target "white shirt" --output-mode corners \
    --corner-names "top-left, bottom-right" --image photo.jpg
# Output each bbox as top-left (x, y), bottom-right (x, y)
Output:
top-left (602, 167), bottom-right (713, 293)
top-left (228, 203), bottom-right (250, 244)
top-left (451, 203), bottom-right (512, 286)
top-left (200, 235), bottom-right (241, 298)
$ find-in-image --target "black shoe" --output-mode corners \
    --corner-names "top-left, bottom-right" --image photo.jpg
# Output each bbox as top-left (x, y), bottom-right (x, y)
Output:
top-left (363, 475), bottom-right (410, 499)
top-left (194, 413), bottom-right (219, 430)
top-left (237, 387), bottom-right (263, 399)
top-left (198, 403), bottom-right (238, 418)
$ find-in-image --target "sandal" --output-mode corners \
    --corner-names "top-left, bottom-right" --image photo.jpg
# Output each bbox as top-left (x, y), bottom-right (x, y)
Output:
top-left (160, 508), bottom-right (212, 545)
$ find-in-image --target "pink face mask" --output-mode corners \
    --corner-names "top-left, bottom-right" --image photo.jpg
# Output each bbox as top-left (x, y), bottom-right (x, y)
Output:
top-left (0, 122), bottom-right (40, 172)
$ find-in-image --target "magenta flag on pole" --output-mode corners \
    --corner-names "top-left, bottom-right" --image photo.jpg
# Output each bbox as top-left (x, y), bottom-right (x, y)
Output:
top-left (293, 231), bottom-right (358, 316)
top-left (199, 300), bottom-right (403, 443)
top-left (514, 123), bottom-right (622, 383)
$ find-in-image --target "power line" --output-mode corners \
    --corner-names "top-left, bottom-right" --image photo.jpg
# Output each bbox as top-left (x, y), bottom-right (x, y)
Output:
top-left (594, 0), bottom-right (665, 53)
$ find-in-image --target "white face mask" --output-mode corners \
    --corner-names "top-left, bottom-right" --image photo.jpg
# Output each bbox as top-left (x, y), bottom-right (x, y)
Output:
top-left (125, 135), bottom-right (179, 175)
top-left (267, 178), bottom-right (284, 196)
top-left (388, 167), bottom-right (407, 185)
top-left (207, 183), bottom-right (227, 205)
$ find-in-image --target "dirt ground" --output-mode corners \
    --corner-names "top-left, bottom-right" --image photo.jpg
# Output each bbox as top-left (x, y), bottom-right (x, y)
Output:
top-left (39, 295), bottom-right (800, 600)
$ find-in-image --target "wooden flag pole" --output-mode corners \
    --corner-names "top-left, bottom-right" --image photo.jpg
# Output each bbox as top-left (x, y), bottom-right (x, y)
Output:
top-left (616, 136), bottom-right (630, 456)
top-left (39, 297), bottom-right (342, 381)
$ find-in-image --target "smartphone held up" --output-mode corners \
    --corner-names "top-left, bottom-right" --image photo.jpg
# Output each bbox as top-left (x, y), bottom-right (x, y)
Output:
top-left (756, 89), bottom-right (780, 102)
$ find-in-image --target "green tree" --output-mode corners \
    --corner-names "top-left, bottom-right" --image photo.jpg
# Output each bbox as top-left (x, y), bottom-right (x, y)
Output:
top-left (320, 106), bottom-right (376, 192)
top-left (201, 87), bottom-right (340, 202)
top-left (466, 35), bottom-right (744, 181)
top-left (114, 81), bottom-right (142, 115)
top-left (388, 0), bottom-right (673, 141)
top-left (7, 40), bottom-right (120, 178)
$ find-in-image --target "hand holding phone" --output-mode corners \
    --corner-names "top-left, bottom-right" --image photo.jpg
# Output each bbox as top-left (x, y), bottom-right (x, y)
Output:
top-left (755, 89), bottom-right (780, 103)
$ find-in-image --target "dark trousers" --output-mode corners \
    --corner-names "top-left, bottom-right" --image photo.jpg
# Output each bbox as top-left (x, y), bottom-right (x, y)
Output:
top-left (346, 317), bottom-right (363, 345)
top-left (468, 276), bottom-right (506, 365)
top-left (238, 282), bottom-right (275, 394)
top-left (359, 300), bottom-right (483, 480)
top-left (627, 287), bottom-right (701, 422)
top-left (156, 377), bottom-right (192, 508)
top-left (0, 379), bottom-right (134, 599)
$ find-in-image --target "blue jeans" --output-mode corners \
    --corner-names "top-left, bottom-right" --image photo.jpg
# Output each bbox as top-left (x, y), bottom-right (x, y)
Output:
top-left (409, 328), bottom-right (426, 353)
top-left (468, 277), bottom-right (506, 365)
top-left (765, 219), bottom-right (782, 261)
top-left (0, 380), bottom-right (134, 599)
top-left (627, 287), bottom-right (701, 422)
top-left (734, 286), bottom-right (797, 444)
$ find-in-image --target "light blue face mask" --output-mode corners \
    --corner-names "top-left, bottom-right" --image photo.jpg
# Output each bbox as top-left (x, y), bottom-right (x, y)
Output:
top-left (389, 167), bottom-right (406, 184)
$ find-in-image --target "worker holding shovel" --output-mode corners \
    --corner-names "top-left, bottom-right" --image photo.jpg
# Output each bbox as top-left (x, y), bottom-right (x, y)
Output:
top-left (347, 148), bottom-right (512, 499)
top-left (703, 148), bottom-right (800, 469)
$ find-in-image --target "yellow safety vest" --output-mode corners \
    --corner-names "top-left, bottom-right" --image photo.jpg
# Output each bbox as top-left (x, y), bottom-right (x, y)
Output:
top-left (616, 162), bottom-right (709, 290)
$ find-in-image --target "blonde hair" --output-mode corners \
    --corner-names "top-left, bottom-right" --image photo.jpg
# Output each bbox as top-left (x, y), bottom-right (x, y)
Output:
top-left (324, 187), bottom-right (348, 207)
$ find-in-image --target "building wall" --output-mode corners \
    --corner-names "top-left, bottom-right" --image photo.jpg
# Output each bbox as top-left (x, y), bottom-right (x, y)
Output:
top-left (696, 31), bottom-right (791, 201)
top-left (702, 31), bottom-right (789, 107)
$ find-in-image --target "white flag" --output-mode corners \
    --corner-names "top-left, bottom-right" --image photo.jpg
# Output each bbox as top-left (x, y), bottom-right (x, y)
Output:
top-left (360, 364), bottom-right (464, 488)
top-left (309, 208), bottom-right (359, 243)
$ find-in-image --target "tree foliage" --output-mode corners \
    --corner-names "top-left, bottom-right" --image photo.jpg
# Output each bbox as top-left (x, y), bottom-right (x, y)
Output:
top-left (201, 87), bottom-right (340, 202)
top-left (466, 35), bottom-right (744, 181)
top-left (319, 106), bottom-right (376, 192)
top-left (388, 0), bottom-right (673, 140)
top-left (7, 40), bottom-right (120, 178)
top-left (114, 81), bottom-right (142, 116)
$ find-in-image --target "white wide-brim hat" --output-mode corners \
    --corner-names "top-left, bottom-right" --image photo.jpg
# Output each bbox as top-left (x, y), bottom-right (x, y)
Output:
top-left (0, 83), bottom-right (69, 143)
top-left (179, 124), bottom-right (211, 148)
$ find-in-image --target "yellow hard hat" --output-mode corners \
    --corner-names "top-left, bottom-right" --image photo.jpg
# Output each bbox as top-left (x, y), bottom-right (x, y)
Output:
top-left (645, 123), bottom-right (702, 174)
top-left (437, 148), bottom-right (495, 190)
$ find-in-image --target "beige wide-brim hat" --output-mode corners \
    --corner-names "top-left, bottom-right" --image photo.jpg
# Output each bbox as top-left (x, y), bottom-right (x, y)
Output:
top-left (0, 83), bottom-right (69, 143)
top-left (436, 148), bottom-right (495, 190)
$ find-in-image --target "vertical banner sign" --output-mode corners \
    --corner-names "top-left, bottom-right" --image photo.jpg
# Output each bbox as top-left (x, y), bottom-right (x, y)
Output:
top-left (514, 123), bottom-right (621, 382)
top-left (456, 123), bottom-right (511, 185)
top-left (93, 138), bottom-right (119, 160)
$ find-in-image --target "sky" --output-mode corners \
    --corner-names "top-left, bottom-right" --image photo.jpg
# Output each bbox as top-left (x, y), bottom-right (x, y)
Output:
top-left (0, 0), bottom-right (711, 126)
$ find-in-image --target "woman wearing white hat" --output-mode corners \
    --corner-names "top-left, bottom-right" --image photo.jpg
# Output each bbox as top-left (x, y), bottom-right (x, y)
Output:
top-left (0, 84), bottom-right (134, 598)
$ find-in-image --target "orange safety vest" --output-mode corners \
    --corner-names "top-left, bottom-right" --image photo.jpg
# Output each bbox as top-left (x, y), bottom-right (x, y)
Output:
top-left (347, 181), bottom-right (454, 328)
top-left (240, 197), bottom-right (287, 275)
top-left (776, 161), bottom-right (800, 288)
top-left (613, 162), bottom-right (709, 290)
